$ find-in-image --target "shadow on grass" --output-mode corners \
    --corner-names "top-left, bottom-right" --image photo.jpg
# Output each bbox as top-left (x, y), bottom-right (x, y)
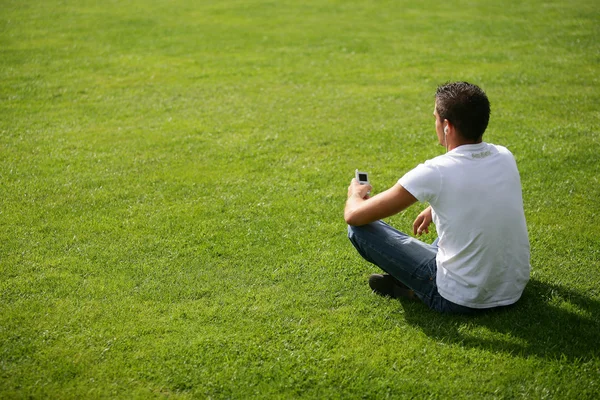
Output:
top-left (401, 279), bottom-right (600, 361)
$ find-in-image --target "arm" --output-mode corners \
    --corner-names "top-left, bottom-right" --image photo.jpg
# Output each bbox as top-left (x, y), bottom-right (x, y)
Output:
top-left (344, 179), bottom-right (418, 226)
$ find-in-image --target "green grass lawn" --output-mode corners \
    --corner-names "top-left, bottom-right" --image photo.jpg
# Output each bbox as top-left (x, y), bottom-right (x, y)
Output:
top-left (1, 0), bottom-right (599, 398)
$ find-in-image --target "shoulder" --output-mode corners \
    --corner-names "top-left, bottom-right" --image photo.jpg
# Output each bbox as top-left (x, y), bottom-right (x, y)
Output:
top-left (487, 143), bottom-right (513, 156)
top-left (421, 152), bottom-right (453, 168)
top-left (399, 158), bottom-right (444, 202)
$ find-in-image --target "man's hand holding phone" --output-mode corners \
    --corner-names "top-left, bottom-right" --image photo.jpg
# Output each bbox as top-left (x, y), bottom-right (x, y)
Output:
top-left (349, 169), bottom-right (372, 199)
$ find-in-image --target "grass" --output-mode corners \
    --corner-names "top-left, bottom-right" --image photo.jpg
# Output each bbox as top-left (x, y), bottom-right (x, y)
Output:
top-left (1, 0), bottom-right (599, 398)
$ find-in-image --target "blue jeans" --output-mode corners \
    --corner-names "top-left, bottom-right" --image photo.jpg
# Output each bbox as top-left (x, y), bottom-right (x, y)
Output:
top-left (348, 220), bottom-right (479, 314)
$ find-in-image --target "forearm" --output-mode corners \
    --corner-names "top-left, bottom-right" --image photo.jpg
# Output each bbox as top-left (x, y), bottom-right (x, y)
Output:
top-left (345, 185), bottom-right (418, 226)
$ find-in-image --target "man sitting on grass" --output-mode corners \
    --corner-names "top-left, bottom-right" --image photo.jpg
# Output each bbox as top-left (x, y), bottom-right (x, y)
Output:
top-left (345, 81), bottom-right (530, 314)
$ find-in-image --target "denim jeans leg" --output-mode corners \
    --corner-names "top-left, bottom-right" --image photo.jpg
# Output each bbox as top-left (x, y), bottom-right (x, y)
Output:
top-left (348, 221), bottom-right (482, 314)
top-left (347, 221), bottom-right (438, 303)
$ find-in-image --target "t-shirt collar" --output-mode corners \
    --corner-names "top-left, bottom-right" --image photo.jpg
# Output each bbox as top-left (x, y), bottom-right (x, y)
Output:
top-left (449, 142), bottom-right (487, 154)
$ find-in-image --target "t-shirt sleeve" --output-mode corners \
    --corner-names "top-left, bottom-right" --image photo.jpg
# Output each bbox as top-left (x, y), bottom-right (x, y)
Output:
top-left (398, 162), bottom-right (441, 203)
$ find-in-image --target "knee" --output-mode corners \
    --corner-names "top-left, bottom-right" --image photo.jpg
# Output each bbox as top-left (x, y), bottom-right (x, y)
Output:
top-left (347, 223), bottom-right (372, 246)
top-left (347, 224), bottom-right (362, 241)
top-left (347, 224), bottom-right (355, 238)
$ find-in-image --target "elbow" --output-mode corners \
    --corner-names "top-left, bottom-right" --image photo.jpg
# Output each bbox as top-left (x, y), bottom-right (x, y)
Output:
top-left (344, 213), bottom-right (354, 226)
top-left (344, 210), bottom-right (362, 226)
top-left (344, 210), bottom-right (354, 226)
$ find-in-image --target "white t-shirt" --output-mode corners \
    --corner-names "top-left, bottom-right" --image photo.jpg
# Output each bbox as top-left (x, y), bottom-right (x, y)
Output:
top-left (398, 142), bottom-right (530, 308)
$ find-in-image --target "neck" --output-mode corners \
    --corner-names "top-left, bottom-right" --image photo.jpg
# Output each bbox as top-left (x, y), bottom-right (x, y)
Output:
top-left (447, 137), bottom-right (482, 151)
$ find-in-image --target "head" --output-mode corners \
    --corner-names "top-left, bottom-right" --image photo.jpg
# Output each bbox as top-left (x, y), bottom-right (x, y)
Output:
top-left (434, 82), bottom-right (490, 143)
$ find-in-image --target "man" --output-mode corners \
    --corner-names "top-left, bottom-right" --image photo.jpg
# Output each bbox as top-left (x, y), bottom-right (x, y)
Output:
top-left (345, 82), bottom-right (530, 314)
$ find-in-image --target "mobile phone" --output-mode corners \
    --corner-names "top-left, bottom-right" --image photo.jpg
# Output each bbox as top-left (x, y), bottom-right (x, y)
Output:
top-left (355, 169), bottom-right (369, 185)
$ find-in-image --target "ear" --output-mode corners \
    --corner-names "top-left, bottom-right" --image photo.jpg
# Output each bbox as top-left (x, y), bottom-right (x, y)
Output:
top-left (444, 119), bottom-right (454, 135)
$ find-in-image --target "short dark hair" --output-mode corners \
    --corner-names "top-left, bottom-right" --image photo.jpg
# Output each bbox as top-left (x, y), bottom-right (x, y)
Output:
top-left (435, 82), bottom-right (490, 141)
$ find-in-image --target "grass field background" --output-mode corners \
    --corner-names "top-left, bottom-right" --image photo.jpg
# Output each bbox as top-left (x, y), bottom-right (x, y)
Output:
top-left (1, 0), bottom-right (599, 398)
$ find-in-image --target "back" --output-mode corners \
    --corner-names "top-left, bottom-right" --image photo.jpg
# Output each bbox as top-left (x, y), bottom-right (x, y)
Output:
top-left (399, 142), bottom-right (530, 308)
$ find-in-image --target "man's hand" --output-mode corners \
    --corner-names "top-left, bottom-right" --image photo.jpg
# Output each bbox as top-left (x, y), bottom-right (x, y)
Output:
top-left (413, 206), bottom-right (432, 236)
top-left (347, 178), bottom-right (372, 200)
